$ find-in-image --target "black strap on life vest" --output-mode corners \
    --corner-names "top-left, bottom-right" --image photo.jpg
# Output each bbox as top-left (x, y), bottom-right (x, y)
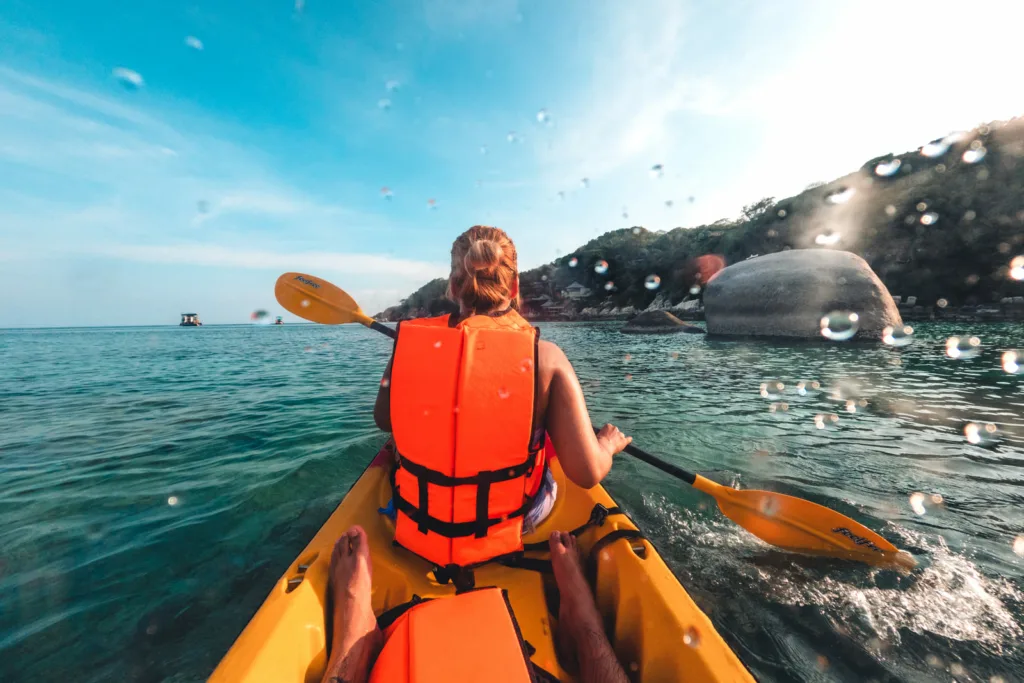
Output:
top-left (521, 503), bottom-right (624, 552)
top-left (396, 448), bottom-right (540, 538)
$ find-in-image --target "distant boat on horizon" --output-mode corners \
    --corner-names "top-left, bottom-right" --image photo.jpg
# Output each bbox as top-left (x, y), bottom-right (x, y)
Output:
top-left (180, 313), bottom-right (202, 327)
top-left (274, 316), bottom-right (283, 325)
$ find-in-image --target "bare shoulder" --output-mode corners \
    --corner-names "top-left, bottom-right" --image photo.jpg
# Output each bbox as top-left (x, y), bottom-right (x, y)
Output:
top-left (537, 339), bottom-right (568, 366)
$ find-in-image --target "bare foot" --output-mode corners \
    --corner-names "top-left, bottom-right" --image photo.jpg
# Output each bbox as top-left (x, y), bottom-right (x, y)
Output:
top-left (321, 526), bottom-right (381, 683)
top-left (550, 531), bottom-right (629, 683)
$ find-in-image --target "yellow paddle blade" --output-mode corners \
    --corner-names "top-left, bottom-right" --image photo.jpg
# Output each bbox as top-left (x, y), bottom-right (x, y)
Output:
top-left (274, 272), bottom-right (374, 327)
top-left (693, 475), bottom-right (916, 570)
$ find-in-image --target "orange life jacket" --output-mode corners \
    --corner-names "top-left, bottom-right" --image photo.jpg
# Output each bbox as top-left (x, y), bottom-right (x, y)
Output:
top-left (369, 588), bottom-right (536, 683)
top-left (390, 309), bottom-right (544, 568)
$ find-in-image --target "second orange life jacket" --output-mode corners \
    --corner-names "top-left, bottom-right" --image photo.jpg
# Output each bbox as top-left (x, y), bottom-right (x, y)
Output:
top-left (390, 309), bottom-right (543, 568)
top-left (368, 588), bottom-right (536, 683)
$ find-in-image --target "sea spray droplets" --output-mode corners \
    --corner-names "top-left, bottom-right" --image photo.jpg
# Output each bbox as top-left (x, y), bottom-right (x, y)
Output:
top-left (874, 158), bottom-right (902, 176)
top-left (814, 413), bottom-right (839, 429)
top-left (594, 260), bottom-right (609, 275)
top-left (649, 164), bottom-right (664, 179)
top-left (760, 381), bottom-right (785, 400)
top-left (1010, 256), bottom-right (1024, 280)
top-left (825, 187), bottom-right (855, 204)
top-left (964, 422), bottom-right (999, 446)
top-left (1002, 350), bottom-right (1020, 374)
top-left (682, 626), bottom-right (701, 648)
top-left (820, 311), bottom-right (859, 341)
top-left (644, 274), bottom-right (661, 290)
top-left (963, 141), bottom-right (987, 164)
top-left (946, 336), bottom-right (981, 359)
top-left (113, 67), bottom-right (144, 90)
top-left (882, 325), bottom-right (914, 346)
top-left (909, 492), bottom-right (927, 515)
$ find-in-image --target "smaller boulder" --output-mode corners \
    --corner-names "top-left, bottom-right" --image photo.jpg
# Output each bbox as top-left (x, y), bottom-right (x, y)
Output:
top-left (620, 310), bottom-right (705, 334)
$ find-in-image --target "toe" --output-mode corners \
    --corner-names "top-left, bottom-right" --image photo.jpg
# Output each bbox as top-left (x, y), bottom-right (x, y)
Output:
top-left (549, 531), bottom-right (566, 555)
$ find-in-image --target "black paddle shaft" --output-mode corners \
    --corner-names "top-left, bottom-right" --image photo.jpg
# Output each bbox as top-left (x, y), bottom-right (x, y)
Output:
top-left (368, 322), bottom-right (695, 486)
top-left (593, 427), bottom-right (697, 485)
top-left (370, 321), bottom-right (398, 339)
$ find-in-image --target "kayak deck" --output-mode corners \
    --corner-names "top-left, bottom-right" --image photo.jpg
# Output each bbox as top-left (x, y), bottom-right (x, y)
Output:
top-left (211, 445), bottom-right (752, 682)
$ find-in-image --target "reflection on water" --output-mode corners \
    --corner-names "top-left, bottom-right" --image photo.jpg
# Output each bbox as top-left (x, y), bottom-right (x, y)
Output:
top-left (0, 322), bottom-right (1022, 682)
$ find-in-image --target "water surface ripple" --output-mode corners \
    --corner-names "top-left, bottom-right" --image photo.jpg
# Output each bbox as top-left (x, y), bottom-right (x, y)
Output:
top-left (1, 323), bottom-right (1022, 682)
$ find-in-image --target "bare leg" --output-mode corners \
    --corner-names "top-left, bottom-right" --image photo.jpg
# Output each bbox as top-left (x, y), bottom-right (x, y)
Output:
top-left (549, 531), bottom-right (630, 683)
top-left (321, 526), bottom-right (382, 683)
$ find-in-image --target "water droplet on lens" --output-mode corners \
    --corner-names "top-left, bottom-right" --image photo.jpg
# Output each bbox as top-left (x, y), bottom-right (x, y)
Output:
top-left (113, 67), bottom-right (144, 90)
top-left (683, 626), bottom-right (701, 648)
top-left (625, 373), bottom-right (633, 381)
top-left (427, 198), bottom-right (437, 210)
top-left (759, 497), bottom-right (780, 516)
top-left (498, 387), bottom-right (510, 399)
top-left (649, 164), bottom-right (664, 179)
top-left (920, 211), bottom-right (939, 225)
top-left (507, 131), bottom-right (518, 143)
top-left (1010, 256), bottom-right (1024, 280)
top-left (520, 358), bottom-right (533, 373)
top-left (937, 298), bottom-right (949, 308)
top-left (885, 205), bottom-right (897, 216)
top-left (380, 187), bottom-right (393, 200)
top-left (197, 200), bottom-right (210, 214)
top-left (760, 381), bottom-right (785, 400)
top-left (820, 311), bottom-right (859, 341)
top-left (580, 178), bottom-right (589, 189)
top-left (689, 285), bottom-right (701, 295)
top-left (536, 108), bottom-right (550, 124)
top-left (816, 655), bottom-right (829, 672)
top-left (815, 231), bottom-right (841, 245)
top-left (567, 256), bottom-right (578, 268)
top-left (604, 281), bottom-right (615, 291)
top-left (945, 336), bottom-right (981, 359)
top-left (185, 36), bottom-right (204, 50)
top-left (909, 492), bottom-right (927, 515)
top-left (777, 209), bottom-right (787, 218)
top-left (479, 145), bottom-right (488, 155)
top-left (963, 144), bottom-right (987, 164)
top-left (380, 378), bottom-right (390, 388)
top-left (629, 662), bottom-right (639, 673)
top-left (594, 260), bottom-right (609, 274)
top-left (916, 202), bottom-right (928, 212)
top-left (556, 191), bottom-right (565, 201)
top-left (875, 158), bottom-right (901, 176)
top-left (1013, 535), bottom-right (1024, 556)
top-left (378, 98), bottom-right (392, 110)
top-left (825, 187), bottom-right (855, 204)
top-left (813, 413), bottom-right (839, 429)
top-left (644, 274), bottom-right (661, 290)
top-left (665, 199), bottom-right (674, 208)
top-left (167, 496), bottom-right (179, 506)
top-left (920, 138), bottom-right (951, 158)
top-left (1001, 350), bottom-right (1020, 374)
top-left (631, 226), bottom-right (641, 235)
top-left (882, 325), bottom-right (914, 346)
top-left (964, 422), bottom-right (998, 446)
top-left (432, 340), bottom-right (442, 349)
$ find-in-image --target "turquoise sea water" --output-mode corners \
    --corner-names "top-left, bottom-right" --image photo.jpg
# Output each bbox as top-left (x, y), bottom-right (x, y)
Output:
top-left (1, 322), bottom-right (1022, 682)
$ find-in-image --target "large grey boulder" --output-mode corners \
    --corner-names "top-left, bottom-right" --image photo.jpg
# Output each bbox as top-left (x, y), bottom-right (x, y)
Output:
top-left (703, 250), bottom-right (901, 339)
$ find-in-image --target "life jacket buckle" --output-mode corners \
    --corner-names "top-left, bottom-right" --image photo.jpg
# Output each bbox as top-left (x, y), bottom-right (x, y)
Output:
top-left (432, 563), bottom-right (476, 593)
top-left (588, 504), bottom-right (611, 528)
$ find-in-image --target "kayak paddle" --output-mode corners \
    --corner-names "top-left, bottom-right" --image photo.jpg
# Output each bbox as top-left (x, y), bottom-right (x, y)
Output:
top-left (275, 271), bottom-right (916, 571)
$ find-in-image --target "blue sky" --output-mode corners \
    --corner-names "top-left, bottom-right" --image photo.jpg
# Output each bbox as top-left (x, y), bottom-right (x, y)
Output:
top-left (1, 0), bottom-right (1022, 326)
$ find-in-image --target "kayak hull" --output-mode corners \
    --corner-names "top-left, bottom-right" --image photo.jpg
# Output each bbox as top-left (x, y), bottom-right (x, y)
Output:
top-left (211, 444), bottom-right (753, 682)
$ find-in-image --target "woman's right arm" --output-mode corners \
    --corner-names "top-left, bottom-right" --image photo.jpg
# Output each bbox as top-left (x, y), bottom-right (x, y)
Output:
top-left (539, 340), bottom-right (631, 489)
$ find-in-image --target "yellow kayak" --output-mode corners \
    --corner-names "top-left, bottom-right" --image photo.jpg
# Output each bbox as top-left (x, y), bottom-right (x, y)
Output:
top-left (211, 444), bottom-right (754, 682)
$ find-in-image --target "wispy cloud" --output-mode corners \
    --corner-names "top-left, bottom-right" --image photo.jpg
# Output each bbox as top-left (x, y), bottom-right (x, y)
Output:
top-left (92, 243), bottom-right (447, 281)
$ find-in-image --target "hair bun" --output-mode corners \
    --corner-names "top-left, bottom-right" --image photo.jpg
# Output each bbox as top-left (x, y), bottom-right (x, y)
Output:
top-left (463, 239), bottom-right (503, 276)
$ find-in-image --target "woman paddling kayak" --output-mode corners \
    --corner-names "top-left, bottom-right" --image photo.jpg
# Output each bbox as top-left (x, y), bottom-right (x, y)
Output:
top-left (322, 225), bottom-right (634, 682)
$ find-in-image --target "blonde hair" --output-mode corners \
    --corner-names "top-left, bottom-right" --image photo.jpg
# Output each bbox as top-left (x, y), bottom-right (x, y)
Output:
top-left (447, 225), bottom-right (521, 313)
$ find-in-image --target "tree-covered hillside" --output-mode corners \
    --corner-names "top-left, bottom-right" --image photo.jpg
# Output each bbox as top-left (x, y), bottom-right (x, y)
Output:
top-left (376, 119), bottom-right (1024, 321)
